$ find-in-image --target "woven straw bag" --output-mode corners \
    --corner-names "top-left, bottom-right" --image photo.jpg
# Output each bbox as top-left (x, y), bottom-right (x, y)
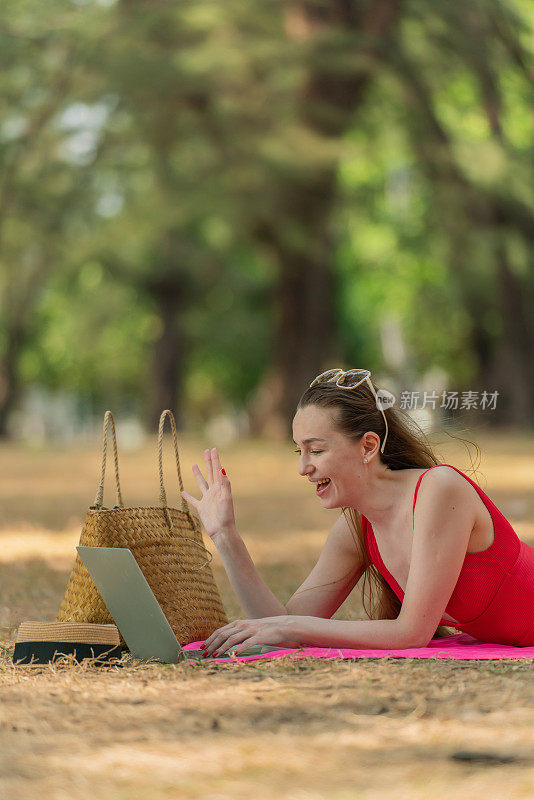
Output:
top-left (56, 410), bottom-right (228, 647)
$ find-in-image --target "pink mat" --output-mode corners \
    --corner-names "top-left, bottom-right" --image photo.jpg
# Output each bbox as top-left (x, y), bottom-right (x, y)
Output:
top-left (184, 633), bottom-right (534, 662)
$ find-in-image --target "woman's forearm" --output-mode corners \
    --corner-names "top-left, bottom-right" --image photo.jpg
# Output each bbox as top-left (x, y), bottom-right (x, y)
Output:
top-left (212, 524), bottom-right (288, 619)
top-left (288, 615), bottom-right (426, 649)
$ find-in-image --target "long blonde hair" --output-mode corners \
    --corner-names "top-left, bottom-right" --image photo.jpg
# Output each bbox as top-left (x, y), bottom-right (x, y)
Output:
top-left (296, 379), bottom-right (481, 639)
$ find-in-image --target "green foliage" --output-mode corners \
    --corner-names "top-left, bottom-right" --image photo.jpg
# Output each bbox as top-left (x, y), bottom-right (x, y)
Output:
top-left (0, 0), bottom-right (533, 429)
top-left (333, 0), bottom-right (533, 392)
top-left (20, 263), bottom-right (153, 409)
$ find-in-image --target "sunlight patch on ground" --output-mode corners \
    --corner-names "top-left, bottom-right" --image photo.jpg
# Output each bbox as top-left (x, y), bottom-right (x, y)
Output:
top-left (0, 528), bottom-right (80, 566)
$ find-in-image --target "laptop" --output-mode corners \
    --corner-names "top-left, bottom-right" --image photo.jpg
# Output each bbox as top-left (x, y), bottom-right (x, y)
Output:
top-left (76, 546), bottom-right (288, 663)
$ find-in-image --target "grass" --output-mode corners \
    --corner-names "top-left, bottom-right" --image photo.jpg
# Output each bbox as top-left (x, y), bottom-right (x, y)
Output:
top-left (1, 427), bottom-right (534, 799)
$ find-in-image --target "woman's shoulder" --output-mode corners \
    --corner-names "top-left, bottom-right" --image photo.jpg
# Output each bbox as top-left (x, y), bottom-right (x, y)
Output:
top-left (414, 464), bottom-right (481, 508)
top-left (416, 463), bottom-right (468, 484)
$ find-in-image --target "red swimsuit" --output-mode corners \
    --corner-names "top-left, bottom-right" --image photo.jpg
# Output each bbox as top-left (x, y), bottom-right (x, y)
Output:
top-left (362, 464), bottom-right (534, 646)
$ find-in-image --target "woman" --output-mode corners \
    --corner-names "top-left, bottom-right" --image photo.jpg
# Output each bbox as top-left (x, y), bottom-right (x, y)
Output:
top-left (181, 368), bottom-right (534, 656)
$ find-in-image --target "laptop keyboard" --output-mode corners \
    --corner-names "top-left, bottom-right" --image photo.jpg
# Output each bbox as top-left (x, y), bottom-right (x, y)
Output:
top-left (184, 644), bottom-right (287, 659)
top-left (185, 648), bottom-right (234, 659)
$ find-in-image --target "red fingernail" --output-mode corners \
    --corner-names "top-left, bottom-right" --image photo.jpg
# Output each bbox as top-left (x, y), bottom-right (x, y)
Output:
top-left (221, 469), bottom-right (226, 475)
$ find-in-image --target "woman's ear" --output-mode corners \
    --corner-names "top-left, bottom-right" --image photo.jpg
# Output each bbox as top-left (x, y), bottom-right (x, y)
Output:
top-left (361, 432), bottom-right (380, 462)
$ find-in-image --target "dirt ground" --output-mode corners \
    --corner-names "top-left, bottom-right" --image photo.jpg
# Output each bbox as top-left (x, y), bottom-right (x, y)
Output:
top-left (1, 427), bottom-right (534, 799)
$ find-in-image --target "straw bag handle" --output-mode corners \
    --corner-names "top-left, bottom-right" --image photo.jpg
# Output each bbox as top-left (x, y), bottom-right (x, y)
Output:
top-left (92, 411), bottom-right (124, 510)
top-left (157, 409), bottom-right (213, 571)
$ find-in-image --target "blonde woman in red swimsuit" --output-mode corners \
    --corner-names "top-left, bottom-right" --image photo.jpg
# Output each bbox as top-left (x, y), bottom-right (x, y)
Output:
top-left (182, 369), bottom-right (534, 657)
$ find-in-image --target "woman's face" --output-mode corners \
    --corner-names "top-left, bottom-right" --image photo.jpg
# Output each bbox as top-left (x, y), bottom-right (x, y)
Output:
top-left (292, 405), bottom-right (362, 508)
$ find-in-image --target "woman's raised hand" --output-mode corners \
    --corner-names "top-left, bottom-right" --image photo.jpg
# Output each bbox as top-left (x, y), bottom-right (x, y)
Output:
top-left (181, 447), bottom-right (237, 540)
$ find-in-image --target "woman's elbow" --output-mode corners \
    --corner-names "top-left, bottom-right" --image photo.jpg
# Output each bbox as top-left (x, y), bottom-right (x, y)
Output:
top-left (410, 632), bottom-right (433, 648)
top-left (398, 619), bottom-right (433, 649)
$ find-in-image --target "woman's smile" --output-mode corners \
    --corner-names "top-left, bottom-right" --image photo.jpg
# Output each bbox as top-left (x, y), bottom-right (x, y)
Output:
top-left (315, 478), bottom-right (331, 495)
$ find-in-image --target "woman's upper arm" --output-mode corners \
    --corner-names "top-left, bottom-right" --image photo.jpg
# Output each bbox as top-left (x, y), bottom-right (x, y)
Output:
top-left (398, 467), bottom-right (477, 646)
top-left (285, 512), bottom-right (366, 618)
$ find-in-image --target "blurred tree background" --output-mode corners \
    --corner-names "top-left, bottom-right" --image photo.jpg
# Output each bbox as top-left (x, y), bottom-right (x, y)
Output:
top-left (0, 0), bottom-right (532, 442)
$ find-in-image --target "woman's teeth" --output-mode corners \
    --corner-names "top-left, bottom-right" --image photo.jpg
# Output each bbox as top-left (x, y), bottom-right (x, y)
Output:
top-left (316, 479), bottom-right (331, 495)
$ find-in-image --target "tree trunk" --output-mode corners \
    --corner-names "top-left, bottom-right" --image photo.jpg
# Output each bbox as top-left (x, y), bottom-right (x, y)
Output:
top-left (494, 241), bottom-right (534, 426)
top-left (273, 177), bottom-right (339, 424)
top-left (249, 0), bottom-right (403, 438)
top-left (148, 284), bottom-right (188, 432)
top-left (0, 325), bottom-right (25, 438)
top-left (395, 41), bottom-right (534, 427)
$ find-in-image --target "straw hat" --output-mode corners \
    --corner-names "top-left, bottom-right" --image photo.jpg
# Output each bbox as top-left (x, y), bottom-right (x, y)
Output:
top-left (13, 621), bottom-right (122, 666)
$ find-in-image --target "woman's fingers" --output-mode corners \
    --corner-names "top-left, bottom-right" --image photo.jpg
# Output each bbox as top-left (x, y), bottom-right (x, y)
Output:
top-left (192, 464), bottom-right (208, 491)
top-left (203, 624), bottom-right (232, 650)
top-left (205, 631), bottom-right (250, 657)
top-left (203, 621), bottom-right (253, 656)
top-left (218, 636), bottom-right (257, 658)
top-left (204, 449), bottom-right (214, 484)
top-left (203, 621), bottom-right (238, 651)
top-left (211, 448), bottom-right (225, 484)
top-left (228, 636), bottom-right (258, 657)
top-left (181, 490), bottom-right (198, 509)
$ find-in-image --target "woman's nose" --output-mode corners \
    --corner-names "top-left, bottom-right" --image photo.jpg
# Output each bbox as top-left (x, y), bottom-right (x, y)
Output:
top-left (298, 458), bottom-right (312, 476)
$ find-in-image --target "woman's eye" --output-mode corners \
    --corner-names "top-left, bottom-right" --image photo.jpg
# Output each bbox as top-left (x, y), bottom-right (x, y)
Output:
top-left (293, 450), bottom-right (322, 455)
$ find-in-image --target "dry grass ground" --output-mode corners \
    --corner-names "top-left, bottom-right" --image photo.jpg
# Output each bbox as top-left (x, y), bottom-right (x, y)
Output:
top-left (1, 427), bottom-right (534, 799)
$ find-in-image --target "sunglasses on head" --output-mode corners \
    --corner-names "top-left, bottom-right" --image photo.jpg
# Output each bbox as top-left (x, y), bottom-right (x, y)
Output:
top-left (309, 368), bottom-right (388, 454)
